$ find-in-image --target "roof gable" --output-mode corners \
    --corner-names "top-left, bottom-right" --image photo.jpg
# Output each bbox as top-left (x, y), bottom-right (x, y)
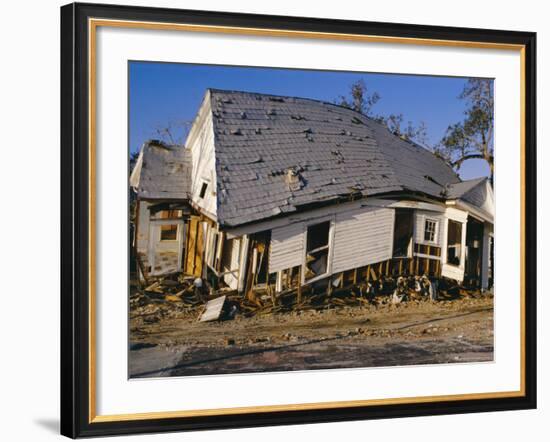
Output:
top-left (130, 140), bottom-right (191, 200)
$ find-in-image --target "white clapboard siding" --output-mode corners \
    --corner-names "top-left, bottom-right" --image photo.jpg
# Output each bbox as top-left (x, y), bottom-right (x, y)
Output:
top-left (331, 206), bottom-right (394, 274)
top-left (269, 222), bottom-right (304, 273)
top-left (188, 101), bottom-right (218, 218)
top-left (414, 210), bottom-right (445, 246)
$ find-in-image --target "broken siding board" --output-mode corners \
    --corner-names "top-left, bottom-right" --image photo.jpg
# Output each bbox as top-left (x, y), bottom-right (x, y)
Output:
top-left (269, 222), bottom-right (305, 273)
top-left (331, 206), bottom-right (394, 274)
top-left (199, 296), bottom-right (226, 322)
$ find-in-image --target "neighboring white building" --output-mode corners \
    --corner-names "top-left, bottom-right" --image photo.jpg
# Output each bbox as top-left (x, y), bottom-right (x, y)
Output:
top-left (130, 89), bottom-right (494, 295)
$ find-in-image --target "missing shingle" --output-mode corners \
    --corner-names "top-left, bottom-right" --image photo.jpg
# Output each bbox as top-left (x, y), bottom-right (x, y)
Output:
top-left (268, 97), bottom-right (284, 102)
top-left (230, 128), bottom-right (242, 135)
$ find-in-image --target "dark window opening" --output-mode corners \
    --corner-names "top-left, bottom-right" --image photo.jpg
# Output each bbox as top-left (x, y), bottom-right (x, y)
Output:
top-left (447, 220), bottom-right (462, 266)
top-left (305, 221), bottom-right (331, 281)
top-left (160, 224), bottom-right (178, 241)
top-left (393, 209), bottom-right (413, 257)
top-left (199, 182), bottom-right (208, 199)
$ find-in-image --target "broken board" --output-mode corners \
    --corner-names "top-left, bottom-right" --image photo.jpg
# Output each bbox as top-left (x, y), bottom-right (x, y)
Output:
top-left (198, 295), bottom-right (227, 322)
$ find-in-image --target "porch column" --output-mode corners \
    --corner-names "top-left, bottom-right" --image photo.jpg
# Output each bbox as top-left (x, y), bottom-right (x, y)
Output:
top-left (459, 220), bottom-right (467, 270)
top-left (481, 223), bottom-right (492, 290)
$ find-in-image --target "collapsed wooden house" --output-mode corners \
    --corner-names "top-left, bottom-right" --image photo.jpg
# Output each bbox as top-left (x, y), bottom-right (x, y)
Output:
top-left (130, 89), bottom-right (494, 299)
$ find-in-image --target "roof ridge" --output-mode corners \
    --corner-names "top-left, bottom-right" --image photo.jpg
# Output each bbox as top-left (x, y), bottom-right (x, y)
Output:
top-left (207, 88), bottom-right (376, 118)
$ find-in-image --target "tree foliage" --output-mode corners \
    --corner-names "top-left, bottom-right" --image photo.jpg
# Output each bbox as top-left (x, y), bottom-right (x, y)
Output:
top-left (435, 79), bottom-right (494, 180)
top-left (336, 79), bottom-right (428, 147)
top-left (337, 79), bottom-right (380, 117)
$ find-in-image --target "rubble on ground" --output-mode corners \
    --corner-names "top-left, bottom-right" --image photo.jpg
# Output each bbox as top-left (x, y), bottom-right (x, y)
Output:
top-left (130, 271), bottom-right (492, 325)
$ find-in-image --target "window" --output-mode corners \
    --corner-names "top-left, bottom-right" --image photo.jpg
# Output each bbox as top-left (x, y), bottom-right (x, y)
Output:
top-left (199, 182), bottom-right (208, 199)
top-left (305, 221), bottom-right (331, 281)
top-left (160, 224), bottom-right (178, 241)
top-left (447, 220), bottom-right (463, 266)
top-left (424, 218), bottom-right (438, 243)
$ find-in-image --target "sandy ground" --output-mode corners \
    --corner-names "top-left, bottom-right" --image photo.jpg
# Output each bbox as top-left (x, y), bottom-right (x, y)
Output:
top-left (129, 293), bottom-right (494, 378)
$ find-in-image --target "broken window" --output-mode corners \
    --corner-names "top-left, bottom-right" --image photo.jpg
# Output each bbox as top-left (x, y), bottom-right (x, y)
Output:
top-left (447, 220), bottom-right (463, 266)
top-left (424, 218), bottom-right (438, 243)
top-left (160, 224), bottom-right (178, 241)
top-left (393, 209), bottom-right (413, 257)
top-left (305, 221), bottom-right (331, 281)
top-left (199, 182), bottom-right (208, 199)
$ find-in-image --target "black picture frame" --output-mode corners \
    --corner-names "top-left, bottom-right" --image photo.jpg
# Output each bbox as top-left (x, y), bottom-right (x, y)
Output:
top-left (61, 2), bottom-right (537, 438)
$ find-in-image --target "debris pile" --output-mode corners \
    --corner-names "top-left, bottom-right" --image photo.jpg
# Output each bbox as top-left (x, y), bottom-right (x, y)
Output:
top-left (130, 271), bottom-right (486, 324)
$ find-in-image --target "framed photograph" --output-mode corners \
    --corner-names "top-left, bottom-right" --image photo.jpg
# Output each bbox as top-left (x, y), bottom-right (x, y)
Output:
top-left (60, 2), bottom-right (536, 438)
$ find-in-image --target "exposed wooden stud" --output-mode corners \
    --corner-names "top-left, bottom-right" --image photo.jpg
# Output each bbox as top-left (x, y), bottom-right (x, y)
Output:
top-left (425, 245), bottom-right (431, 276)
top-left (297, 267), bottom-right (302, 304)
top-left (369, 266), bottom-right (377, 281)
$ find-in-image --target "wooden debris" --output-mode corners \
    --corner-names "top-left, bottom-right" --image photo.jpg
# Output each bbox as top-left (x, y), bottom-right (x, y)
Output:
top-left (199, 295), bottom-right (227, 322)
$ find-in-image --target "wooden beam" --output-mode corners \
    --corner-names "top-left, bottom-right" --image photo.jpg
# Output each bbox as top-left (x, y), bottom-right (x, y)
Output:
top-left (297, 267), bottom-right (302, 304)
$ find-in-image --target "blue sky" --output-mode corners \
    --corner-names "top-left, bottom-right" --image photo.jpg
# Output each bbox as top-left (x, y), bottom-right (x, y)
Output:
top-left (129, 61), bottom-right (491, 180)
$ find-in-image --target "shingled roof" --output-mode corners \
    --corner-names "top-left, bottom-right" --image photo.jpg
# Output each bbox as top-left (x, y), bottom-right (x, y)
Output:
top-left (445, 177), bottom-right (487, 200)
top-left (130, 140), bottom-right (191, 200)
top-left (207, 89), bottom-right (460, 226)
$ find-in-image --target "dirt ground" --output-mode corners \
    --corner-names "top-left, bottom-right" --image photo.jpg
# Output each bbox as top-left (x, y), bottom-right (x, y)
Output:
top-left (129, 292), bottom-right (494, 378)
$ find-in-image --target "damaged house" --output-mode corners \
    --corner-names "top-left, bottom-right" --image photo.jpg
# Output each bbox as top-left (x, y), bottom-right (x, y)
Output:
top-left (130, 89), bottom-right (494, 299)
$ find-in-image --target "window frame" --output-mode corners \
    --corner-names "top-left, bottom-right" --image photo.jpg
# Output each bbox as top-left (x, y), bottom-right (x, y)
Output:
top-left (159, 223), bottom-right (179, 242)
top-left (446, 219), bottom-right (463, 267)
top-left (423, 217), bottom-right (439, 244)
top-left (303, 218), bottom-right (333, 283)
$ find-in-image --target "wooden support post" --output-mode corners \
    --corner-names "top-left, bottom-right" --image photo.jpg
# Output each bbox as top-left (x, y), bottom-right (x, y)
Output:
top-left (398, 258), bottom-right (403, 275)
top-left (353, 268), bottom-right (358, 285)
top-left (425, 246), bottom-right (431, 276)
top-left (415, 256), bottom-right (419, 275)
top-left (297, 267), bottom-right (302, 304)
top-left (385, 260), bottom-right (390, 276)
top-left (327, 276), bottom-right (333, 297)
top-left (275, 271), bottom-right (283, 293)
top-left (366, 265), bottom-right (371, 282)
